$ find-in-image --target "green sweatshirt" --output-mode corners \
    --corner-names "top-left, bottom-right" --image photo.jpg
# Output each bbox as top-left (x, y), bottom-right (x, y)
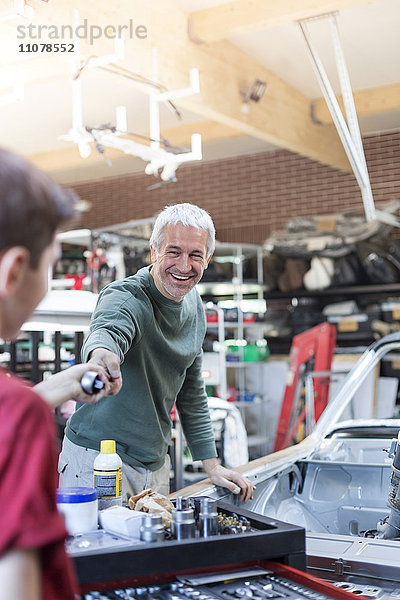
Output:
top-left (66, 266), bottom-right (217, 471)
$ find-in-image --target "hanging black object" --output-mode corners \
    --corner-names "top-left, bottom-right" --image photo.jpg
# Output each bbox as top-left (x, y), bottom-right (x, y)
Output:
top-left (331, 253), bottom-right (367, 287)
top-left (356, 239), bottom-right (400, 285)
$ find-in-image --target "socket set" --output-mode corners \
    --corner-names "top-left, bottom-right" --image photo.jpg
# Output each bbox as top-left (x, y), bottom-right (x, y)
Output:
top-left (169, 497), bottom-right (252, 540)
top-left (82, 570), bottom-right (347, 600)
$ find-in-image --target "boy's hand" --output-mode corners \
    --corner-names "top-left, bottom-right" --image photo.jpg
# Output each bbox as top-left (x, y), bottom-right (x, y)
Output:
top-left (34, 362), bottom-right (112, 409)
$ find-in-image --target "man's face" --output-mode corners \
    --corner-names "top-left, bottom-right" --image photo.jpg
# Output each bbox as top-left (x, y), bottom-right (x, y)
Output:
top-left (1, 238), bottom-right (60, 340)
top-left (150, 223), bottom-right (211, 302)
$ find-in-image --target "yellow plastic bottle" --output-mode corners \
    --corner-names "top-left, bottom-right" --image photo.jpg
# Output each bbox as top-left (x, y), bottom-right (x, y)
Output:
top-left (93, 440), bottom-right (123, 510)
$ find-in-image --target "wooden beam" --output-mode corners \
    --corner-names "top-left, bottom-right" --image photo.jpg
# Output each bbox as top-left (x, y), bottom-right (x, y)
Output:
top-left (161, 121), bottom-right (241, 147)
top-left (189, 0), bottom-right (379, 44)
top-left (30, 144), bottom-right (117, 172)
top-left (151, 14), bottom-right (350, 169)
top-left (152, 1), bottom-right (350, 170)
top-left (312, 83), bottom-right (400, 124)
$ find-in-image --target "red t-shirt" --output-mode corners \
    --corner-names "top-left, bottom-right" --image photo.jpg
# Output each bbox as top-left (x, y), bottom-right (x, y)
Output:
top-left (0, 369), bottom-right (77, 600)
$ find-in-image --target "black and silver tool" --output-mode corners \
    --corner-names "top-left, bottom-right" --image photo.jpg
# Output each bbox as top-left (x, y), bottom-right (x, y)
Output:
top-left (80, 371), bottom-right (105, 395)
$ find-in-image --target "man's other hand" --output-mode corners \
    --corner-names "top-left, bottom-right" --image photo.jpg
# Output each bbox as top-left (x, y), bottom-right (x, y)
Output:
top-left (203, 458), bottom-right (255, 503)
top-left (89, 348), bottom-right (122, 396)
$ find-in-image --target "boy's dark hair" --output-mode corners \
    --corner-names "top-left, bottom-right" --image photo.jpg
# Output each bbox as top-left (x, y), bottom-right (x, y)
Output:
top-left (0, 148), bottom-right (77, 268)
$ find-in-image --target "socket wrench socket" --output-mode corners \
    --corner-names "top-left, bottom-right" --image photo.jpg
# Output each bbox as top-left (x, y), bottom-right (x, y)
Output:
top-left (140, 514), bottom-right (164, 543)
top-left (198, 498), bottom-right (219, 537)
top-left (171, 508), bottom-right (196, 540)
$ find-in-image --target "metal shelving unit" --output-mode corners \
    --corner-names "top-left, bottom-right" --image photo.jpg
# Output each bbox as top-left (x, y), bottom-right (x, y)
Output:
top-left (200, 243), bottom-right (270, 457)
top-left (265, 283), bottom-right (400, 300)
top-left (264, 282), bottom-right (400, 354)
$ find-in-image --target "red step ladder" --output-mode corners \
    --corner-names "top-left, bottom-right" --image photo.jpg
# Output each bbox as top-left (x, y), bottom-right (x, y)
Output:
top-left (273, 322), bottom-right (337, 452)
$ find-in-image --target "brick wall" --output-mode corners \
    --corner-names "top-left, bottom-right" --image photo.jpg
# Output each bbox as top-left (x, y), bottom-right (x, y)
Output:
top-left (72, 130), bottom-right (400, 244)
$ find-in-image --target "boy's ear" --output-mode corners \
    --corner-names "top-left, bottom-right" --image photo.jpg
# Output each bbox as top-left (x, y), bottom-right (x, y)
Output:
top-left (0, 247), bottom-right (30, 298)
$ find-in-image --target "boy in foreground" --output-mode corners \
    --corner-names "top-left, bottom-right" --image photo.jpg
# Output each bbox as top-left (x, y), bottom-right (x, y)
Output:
top-left (0, 148), bottom-right (111, 600)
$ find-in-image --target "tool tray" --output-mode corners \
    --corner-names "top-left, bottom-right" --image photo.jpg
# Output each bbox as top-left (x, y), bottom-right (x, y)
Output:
top-left (70, 500), bottom-right (305, 593)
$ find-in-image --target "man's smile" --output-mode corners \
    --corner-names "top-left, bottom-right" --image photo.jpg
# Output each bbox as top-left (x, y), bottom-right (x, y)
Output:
top-left (169, 273), bottom-right (193, 281)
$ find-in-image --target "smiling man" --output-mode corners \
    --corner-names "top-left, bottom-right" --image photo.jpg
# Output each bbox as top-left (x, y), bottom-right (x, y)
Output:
top-left (151, 222), bottom-right (209, 301)
top-left (59, 203), bottom-right (254, 502)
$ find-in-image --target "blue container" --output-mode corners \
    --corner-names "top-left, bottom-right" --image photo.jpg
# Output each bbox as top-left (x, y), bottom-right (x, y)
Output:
top-left (56, 487), bottom-right (98, 535)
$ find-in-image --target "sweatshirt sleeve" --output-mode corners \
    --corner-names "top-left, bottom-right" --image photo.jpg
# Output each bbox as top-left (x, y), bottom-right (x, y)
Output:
top-left (82, 283), bottom-right (142, 364)
top-left (175, 351), bottom-right (217, 462)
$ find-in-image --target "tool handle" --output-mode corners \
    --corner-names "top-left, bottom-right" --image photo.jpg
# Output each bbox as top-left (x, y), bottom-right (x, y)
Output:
top-left (80, 370), bottom-right (105, 395)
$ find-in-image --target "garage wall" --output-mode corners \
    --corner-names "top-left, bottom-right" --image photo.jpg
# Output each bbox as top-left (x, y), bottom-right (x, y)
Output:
top-left (72, 130), bottom-right (400, 244)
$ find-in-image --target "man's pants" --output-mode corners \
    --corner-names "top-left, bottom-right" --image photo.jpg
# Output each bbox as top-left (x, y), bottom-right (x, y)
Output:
top-left (58, 435), bottom-right (171, 501)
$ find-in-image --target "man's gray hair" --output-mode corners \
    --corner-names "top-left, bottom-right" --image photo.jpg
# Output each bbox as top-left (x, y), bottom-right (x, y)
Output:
top-left (150, 203), bottom-right (216, 258)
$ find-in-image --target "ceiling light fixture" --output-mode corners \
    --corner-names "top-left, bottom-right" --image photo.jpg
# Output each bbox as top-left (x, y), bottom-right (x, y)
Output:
top-left (61, 18), bottom-right (202, 185)
top-left (240, 78), bottom-right (266, 114)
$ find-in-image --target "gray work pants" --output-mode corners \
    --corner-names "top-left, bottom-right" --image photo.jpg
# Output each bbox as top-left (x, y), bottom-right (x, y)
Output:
top-left (58, 435), bottom-right (171, 502)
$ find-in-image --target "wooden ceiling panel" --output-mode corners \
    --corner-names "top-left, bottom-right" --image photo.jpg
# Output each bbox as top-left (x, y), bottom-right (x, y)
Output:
top-left (188, 0), bottom-right (379, 44)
